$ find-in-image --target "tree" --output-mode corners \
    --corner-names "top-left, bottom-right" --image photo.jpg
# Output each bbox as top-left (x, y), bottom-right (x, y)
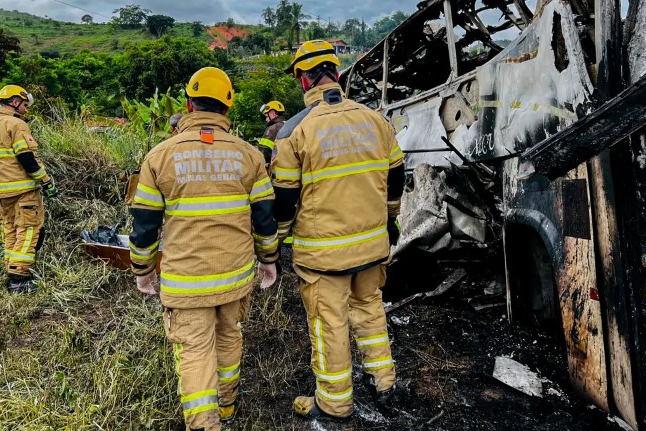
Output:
top-left (111, 4), bottom-right (151, 28)
top-left (0, 28), bottom-right (21, 75)
top-left (343, 18), bottom-right (361, 46)
top-left (303, 21), bottom-right (326, 40)
top-left (117, 36), bottom-right (230, 101)
top-left (262, 7), bottom-right (277, 29)
top-left (146, 14), bottom-right (175, 37)
top-left (243, 29), bottom-right (273, 54)
top-left (372, 11), bottom-right (408, 37)
top-left (287, 3), bottom-right (308, 48)
top-left (81, 14), bottom-right (93, 24)
top-left (357, 19), bottom-right (368, 48)
top-left (326, 20), bottom-right (340, 38)
top-left (228, 54), bottom-right (304, 139)
top-left (276, 0), bottom-right (292, 34)
top-left (191, 21), bottom-right (204, 37)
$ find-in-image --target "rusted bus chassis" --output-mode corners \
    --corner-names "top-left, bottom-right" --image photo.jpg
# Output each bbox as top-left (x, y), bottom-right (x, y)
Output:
top-left (340, 0), bottom-right (646, 429)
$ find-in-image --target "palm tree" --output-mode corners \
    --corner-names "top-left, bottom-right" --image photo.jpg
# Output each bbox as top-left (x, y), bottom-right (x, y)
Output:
top-left (262, 7), bottom-right (276, 29)
top-left (288, 3), bottom-right (308, 49)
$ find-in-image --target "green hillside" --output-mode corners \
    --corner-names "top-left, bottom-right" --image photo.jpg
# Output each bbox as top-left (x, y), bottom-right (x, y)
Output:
top-left (0, 8), bottom-right (214, 56)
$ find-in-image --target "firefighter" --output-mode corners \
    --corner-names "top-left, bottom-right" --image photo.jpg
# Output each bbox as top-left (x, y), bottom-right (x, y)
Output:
top-left (0, 85), bottom-right (58, 294)
top-left (129, 67), bottom-right (279, 431)
top-left (258, 100), bottom-right (286, 167)
top-left (272, 40), bottom-right (406, 421)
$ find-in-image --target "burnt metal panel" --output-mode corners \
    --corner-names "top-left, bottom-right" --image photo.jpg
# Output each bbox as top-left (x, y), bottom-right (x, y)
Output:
top-left (467, 3), bottom-right (593, 162)
top-left (561, 179), bottom-right (591, 240)
top-left (522, 74), bottom-right (646, 180)
top-left (612, 126), bottom-right (646, 429)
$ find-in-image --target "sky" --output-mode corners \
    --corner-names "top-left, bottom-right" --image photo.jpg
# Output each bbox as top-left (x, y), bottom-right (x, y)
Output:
top-left (0, 0), bottom-right (631, 30)
top-left (0, 0), bottom-right (413, 25)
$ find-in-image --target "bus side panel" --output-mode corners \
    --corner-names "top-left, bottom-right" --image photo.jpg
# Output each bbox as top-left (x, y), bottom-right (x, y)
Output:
top-left (504, 158), bottom-right (609, 409)
top-left (589, 153), bottom-right (638, 428)
top-left (556, 164), bottom-right (609, 409)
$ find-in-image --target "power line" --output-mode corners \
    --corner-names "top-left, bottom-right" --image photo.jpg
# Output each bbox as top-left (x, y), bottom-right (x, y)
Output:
top-left (50, 0), bottom-right (112, 20)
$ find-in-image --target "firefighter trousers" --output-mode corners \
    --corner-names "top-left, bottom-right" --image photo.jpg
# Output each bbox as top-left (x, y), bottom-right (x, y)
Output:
top-left (0, 189), bottom-right (45, 277)
top-left (164, 300), bottom-right (242, 431)
top-left (295, 263), bottom-right (396, 417)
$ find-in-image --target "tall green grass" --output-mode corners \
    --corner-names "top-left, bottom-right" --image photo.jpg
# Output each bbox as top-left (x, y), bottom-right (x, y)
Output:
top-left (0, 112), bottom-right (316, 431)
top-left (0, 112), bottom-right (184, 430)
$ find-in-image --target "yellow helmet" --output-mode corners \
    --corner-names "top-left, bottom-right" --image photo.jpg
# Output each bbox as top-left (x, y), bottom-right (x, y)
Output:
top-left (0, 85), bottom-right (34, 107)
top-left (260, 101), bottom-right (285, 114)
top-left (185, 67), bottom-right (234, 108)
top-left (286, 40), bottom-right (341, 77)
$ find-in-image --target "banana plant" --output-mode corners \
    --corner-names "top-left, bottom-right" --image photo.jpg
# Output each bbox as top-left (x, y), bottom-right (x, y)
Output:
top-left (120, 88), bottom-right (187, 154)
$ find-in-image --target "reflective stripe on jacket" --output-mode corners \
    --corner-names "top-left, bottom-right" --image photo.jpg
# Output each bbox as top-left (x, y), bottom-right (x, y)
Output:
top-left (130, 112), bottom-right (278, 309)
top-left (0, 106), bottom-right (50, 198)
top-left (272, 83), bottom-right (404, 272)
top-left (259, 117), bottom-right (285, 150)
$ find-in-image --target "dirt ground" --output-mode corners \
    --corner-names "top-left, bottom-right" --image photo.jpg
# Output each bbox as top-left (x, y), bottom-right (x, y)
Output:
top-left (230, 253), bottom-right (629, 431)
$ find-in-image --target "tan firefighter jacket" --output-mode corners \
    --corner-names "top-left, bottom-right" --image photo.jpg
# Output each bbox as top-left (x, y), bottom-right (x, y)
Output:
top-left (0, 106), bottom-right (51, 198)
top-left (129, 112), bottom-right (279, 309)
top-left (258, 116), bottom-right (285, 166)
top-left (271, 82), bottom-right (405, 272)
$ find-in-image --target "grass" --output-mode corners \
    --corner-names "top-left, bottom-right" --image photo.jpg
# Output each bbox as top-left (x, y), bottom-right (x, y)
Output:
top-left (0, 111), bottom-right (433, 431)
top-left (0, 113), bottom-right (182, 430)
top-left (0, 112), bottom-right (314, 430)
top-left (0, 112), bottom-right (605, 431)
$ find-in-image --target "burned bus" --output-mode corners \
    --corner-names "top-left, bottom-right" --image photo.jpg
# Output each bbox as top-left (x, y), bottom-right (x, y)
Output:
top-left (340, 0), bottom-right (646, 429)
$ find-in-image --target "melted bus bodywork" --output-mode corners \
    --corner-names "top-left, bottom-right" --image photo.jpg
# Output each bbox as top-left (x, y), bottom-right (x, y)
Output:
top-left (340, 1), bottom-right (646, 428)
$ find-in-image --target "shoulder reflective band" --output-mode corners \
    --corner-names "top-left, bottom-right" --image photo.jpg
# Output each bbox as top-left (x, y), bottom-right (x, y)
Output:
top-left (0, 179), bottom-right (39, 193)
top-left (258, 137), bottom-right (275, 150)
top-left (181, 389), bottom-right (219, 417)
top-left (273, 167), bottom-right (302, 181)
top-left (134, 183), bottom-right (164, 208)
top-left (160, 260), bottom-right (255, 295)
top-left (250, 177), bottom-right (274, 202)
top-left (293, 225), bottom-right (387, 250)
top-left (301, 159), bottom-right (389, 185)
top-left (390, 145), bottom-right (403, 163)
top-left (12, 139), bottom-right (28, 153)
top-left (165, 194), bottom-right (250, 217)
top-left (0, 148), bottom-right (15, 158)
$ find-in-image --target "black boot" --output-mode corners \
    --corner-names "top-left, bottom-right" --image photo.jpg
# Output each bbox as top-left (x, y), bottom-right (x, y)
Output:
top-left (363, 373), bottom-right (396, 409)
top-left (7, 275), bottom-right (38, 294)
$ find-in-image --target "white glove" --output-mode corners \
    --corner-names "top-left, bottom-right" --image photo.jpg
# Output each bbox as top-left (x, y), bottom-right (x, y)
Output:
top-left (136, 271), bottom-right (159, 295)
top-left (258, 263), bottom-right (277, 289)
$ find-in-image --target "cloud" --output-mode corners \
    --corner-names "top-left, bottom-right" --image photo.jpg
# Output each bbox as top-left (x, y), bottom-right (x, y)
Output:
top-left (3, 0), bottom-right (410, 25)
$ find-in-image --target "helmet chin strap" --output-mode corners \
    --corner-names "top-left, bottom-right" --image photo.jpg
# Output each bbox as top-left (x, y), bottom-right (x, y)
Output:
top-left (300, 69), bottom-right (340, 93)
